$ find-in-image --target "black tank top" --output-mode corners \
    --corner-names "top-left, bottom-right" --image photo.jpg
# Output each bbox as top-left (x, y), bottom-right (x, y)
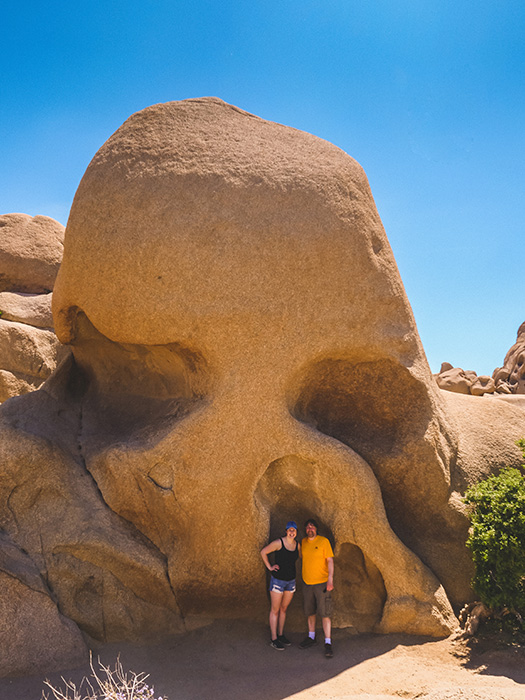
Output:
top-left (273, 538), bottom-right (299, 581)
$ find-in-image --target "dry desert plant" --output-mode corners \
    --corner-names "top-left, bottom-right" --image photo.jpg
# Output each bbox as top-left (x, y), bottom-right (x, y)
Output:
top-left (42, 654), bottom-right (167, 700)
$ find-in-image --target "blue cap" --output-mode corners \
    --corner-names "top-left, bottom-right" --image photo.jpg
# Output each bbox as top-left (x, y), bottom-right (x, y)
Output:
top-left (286, 521), bottom-right (298, 531)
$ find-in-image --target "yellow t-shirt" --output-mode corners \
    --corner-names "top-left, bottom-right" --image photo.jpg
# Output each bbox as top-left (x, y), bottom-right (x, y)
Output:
top-left (301, 535), bottom-right (334, 585)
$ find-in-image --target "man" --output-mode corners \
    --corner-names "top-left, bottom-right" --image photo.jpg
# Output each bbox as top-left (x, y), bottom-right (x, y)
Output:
top-left (299, 518), bottom-right (334, 658)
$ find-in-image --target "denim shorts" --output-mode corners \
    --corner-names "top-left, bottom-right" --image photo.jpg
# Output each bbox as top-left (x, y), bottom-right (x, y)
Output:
top-left (269, 575), bottom-right (296, 593)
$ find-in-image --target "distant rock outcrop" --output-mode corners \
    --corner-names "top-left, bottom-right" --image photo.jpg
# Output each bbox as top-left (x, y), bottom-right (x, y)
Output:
top-left (436, 323), bottom-right (525, 397)
top-left (435, 366), bottom-right (496, 396)
top-left (0, 214), bottom-right (67, 403)
top-left (493, 322), bottom-right (525, 395)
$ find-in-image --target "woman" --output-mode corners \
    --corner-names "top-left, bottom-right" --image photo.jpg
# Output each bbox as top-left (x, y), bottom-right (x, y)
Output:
top-left (260, 520), bottom-right (300, 650)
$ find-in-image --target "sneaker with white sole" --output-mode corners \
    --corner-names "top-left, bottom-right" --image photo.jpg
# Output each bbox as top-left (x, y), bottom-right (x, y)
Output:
top-left (270, 638), bottom-right (285, 650)
top-left (299, 636), bottom-right (317, 649)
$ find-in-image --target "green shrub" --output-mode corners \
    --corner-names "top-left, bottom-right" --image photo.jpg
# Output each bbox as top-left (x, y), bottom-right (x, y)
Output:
top-left (464, 439), bottom-right (525, 619)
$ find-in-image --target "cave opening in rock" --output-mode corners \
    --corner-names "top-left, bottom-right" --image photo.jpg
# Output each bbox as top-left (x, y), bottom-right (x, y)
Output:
top-left (256, 455), bottom-right (387, 632)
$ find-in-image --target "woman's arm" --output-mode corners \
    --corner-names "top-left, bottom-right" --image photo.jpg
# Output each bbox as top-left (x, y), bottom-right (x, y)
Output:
top-left (260, 539), bottom-right (281, 572)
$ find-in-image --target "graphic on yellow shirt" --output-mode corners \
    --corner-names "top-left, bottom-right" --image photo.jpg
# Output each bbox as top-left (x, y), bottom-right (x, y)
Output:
top-left (301, 535), bottom-right (334, 585)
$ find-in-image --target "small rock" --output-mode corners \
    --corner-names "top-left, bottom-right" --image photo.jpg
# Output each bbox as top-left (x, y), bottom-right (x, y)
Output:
top-left (0, 291), bottom-right (53, 328)
top-left (470, 375), bottom-right (496, 396)
top-left (0, 213), bottom-right (64, 293)
top-left (436, 367), bottom-right (472, 394)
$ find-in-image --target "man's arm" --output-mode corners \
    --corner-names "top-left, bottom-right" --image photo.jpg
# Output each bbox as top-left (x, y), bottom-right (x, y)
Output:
top-left (326, 556), bottom-right (334, 591)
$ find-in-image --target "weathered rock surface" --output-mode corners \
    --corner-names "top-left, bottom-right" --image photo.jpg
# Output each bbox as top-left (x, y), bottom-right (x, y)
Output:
top-left (0, 369), bottom-right (38, 403)
top-left (0, 531), bottom-right (88, 677)
top-left (0, 215), bottom-right (64, 403)
top-left (0, 319), bottom-right (67, 403)
top-left (441, 390), bottom-right (525, 490)
top-left (0, 377), bottom-right (184, 649)
top-left (0, 319), bottom-right (60, 377)
top-left (0, 213), bottom-right (64, 293)
top-left (1, 98), bottom-right (524, 676)
top-left (0, 291), bottom-right (53, 328)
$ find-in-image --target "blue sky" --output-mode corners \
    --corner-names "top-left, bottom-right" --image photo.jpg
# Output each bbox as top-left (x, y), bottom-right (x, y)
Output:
top-left (2, 1), bottom-right (523, 376)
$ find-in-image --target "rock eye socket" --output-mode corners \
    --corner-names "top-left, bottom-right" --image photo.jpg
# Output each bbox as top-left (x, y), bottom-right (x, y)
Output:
top-left (289, 356), bottom-right (431, 459)
top-left (64, 310), bottom-right (210, 452)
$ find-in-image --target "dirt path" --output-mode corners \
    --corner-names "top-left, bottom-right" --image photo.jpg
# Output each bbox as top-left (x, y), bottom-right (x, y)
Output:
top-left (1, 621), bottom-right (524, 700)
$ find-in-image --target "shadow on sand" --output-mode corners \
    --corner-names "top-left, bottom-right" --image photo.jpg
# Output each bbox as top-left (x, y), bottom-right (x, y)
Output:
top-left (457, 638), bottom-right (525, 686)
top-left (0, 621), bottom-right (428, 700)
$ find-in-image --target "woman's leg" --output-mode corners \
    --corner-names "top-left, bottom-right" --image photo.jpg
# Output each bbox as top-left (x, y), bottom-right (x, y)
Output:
top-left (269, 590), bottom-right (284, 640)
top-left (278, 589), bottom-right (295, 636)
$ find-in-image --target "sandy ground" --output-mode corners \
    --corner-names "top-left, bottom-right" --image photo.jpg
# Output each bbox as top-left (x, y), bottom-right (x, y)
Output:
top-left (2, 621), bottom-right (525, 700)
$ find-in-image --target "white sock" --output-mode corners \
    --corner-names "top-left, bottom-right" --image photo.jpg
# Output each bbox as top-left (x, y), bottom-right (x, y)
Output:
top-left (325, 637), bottom-right (331, 644)
top-left (309, 631), bottom-right (315, 640)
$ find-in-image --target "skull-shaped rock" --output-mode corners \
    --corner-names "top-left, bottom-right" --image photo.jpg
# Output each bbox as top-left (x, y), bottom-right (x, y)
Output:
top-left (48, 98), bottom-right (462, 635)
top-left (4, 99), bottom-right (485, 657)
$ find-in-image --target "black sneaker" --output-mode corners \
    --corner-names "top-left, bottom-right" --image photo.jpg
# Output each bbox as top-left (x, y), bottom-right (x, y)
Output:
top-left (299, 636), bottom-right (317, 649)
top-left (324, 642), bottom-right (333, 658)
top-left (270, 638), bottom-right (285, 651)
top-left (277, 634), bottom-right (291, 646)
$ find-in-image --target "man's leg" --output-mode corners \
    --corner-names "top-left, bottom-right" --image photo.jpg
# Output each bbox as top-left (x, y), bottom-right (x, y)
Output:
top-left (277, 590), bottom-right (295, 636)
top-left (321, 588), bottom-right (333, 657)
top-left (322, 616), bottom-right (331, 639)
top-left (323, 617), bottom-right (333, 657)
top-left (308, 614), bottom-right (317, 634)
top-left (299, 585), bottom-right (318, 648)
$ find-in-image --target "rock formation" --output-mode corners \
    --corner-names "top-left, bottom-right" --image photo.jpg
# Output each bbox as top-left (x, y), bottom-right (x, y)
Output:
top-left (435, 322), bottom-right (525, 397)
top-left (1, 98), bottom-right (524, 677)
top-left (0, 531), bottom-right (87, 677)
top-left (435, 366), bottom-right (496, 396)
top-left (0, 214), bottom-right (66, 402)
top-left (0, 213), bottom-right (63, 293)
top-left (493, 322), bottom-right (525, 394)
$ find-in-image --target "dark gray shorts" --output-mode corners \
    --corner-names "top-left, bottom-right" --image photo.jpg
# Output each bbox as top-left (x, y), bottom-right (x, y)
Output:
top-left (303, 582), bottom-right (332, 618)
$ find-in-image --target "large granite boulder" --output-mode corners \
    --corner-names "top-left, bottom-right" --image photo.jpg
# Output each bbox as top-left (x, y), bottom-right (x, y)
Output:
top-left (51, 97), bottom-right (462, 638)
top-left (1, 98), bottom-right (524, 675)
